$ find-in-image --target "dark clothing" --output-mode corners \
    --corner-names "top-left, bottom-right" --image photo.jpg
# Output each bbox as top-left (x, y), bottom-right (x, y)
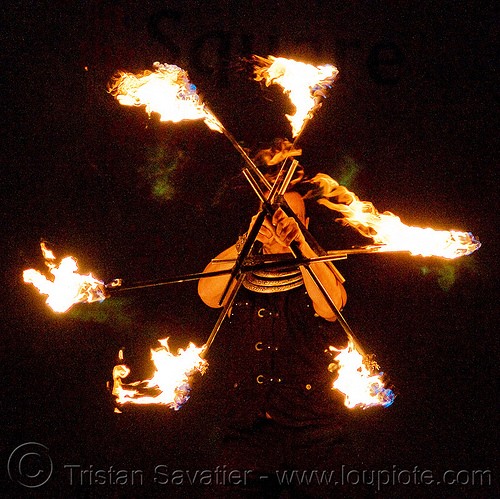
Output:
top-left (202, 284), bottom-right (355, 498)
top-left (215, 284), bottom-right (349, 428)
top-left (208, 418), bottom-right (350, 498)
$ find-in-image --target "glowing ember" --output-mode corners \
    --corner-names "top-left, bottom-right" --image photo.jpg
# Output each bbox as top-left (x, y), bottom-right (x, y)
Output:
top-left (108, 62), bottom-right (223, 132)
top-left (330, 342), bottom-right (395, 409)
top-left (23, 243), bottom-right (105, 313)
top-left (310, 174), bottom-right (481, 259)
top-left (252, 55), bottom-right (338, 137)
top-left (112, 339), bottom-right (208, 410)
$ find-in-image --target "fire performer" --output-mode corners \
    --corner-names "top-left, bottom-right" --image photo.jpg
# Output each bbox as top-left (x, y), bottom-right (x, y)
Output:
top-left (198, 186), bottom-right (353, 497)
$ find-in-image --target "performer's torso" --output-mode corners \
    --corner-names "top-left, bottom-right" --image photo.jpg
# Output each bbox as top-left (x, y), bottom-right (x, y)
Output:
top-left (213, 283), bottom-right (348, 426)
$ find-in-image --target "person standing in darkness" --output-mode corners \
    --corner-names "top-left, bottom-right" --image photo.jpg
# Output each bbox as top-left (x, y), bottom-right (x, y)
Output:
top-left (198, 190), bottom-right (352, 498)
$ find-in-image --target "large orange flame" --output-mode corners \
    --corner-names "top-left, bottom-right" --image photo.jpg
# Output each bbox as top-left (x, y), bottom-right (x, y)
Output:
top-left (252, 55), bottom-right (338, 137)
top-left (310, 174), bottom-right (480, 259)
top-left (23, 243), bottom-right (105, 313)
top-left (112, 339), bottom-right (207, 410)
top-left (108, 62), bottom-right (223, 132)
top-left (330, 342), bottom-right (395, 409)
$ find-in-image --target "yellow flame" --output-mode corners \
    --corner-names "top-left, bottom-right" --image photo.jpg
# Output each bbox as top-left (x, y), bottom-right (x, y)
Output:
top-left (310, 174), bottom-right (481, 259)
top-left (252, 55), bottom-right (338, 137)
top-left (112, 339), bottom-right (207, 410)
top-left (23, 243), bottom-right (105, 313)
top-left (108, 62), bottom-right (223, 132)
top-left (330, 342), bottom-right (394, 409)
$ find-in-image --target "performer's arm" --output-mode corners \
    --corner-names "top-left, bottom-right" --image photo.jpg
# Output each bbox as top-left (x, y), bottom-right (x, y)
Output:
top-left (270, 208), bottom-right (346, 321)
top-left (198, 211), bottom-right (272, 308)
top-left (198, 244), bottom-right (239, 308)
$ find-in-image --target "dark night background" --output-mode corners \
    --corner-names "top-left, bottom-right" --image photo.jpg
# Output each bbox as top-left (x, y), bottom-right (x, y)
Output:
top-left (1, 1), bottom-right (498, 497)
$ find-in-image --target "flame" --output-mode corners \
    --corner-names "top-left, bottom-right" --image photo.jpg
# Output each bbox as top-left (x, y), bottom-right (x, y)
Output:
top-left (23, 243), bottom-right (105, 313)
top-left (108, 62), bottom-right (223, 132)
top-left (252, 55), bottom-right (338, 137)
top-left (310, 174), bottom-right (481, 259)
top-left (330, 342), bottom-right (395, 409)
top-left (254, 138), bottom-right (302, 166)
top-left (112, 339), bottom-right (207, 410)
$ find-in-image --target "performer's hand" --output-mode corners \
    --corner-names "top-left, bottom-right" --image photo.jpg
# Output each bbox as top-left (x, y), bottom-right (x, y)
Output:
top-left (249, 209), bottom-right (307, 251)
top-left (271, 208), bottom-right (307, 248)
top-left (248, 213), bottom-right (275, 246)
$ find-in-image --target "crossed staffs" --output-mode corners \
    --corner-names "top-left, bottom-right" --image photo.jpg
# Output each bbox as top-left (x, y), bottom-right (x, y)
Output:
top-left (198, 141), bottom-right (365, 359)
